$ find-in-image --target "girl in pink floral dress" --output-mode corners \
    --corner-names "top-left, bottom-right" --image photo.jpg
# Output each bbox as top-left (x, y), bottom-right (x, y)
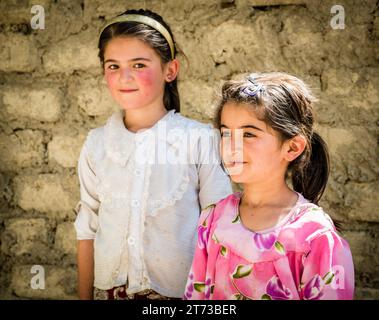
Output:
top-left (184, 72), bottom-right (355, 300)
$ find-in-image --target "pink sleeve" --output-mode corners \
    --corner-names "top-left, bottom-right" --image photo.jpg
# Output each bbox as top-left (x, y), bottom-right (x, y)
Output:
top-left (300, 231), bottom-right (355, 300)
top-left (183, 205), bottom-right (216, 300)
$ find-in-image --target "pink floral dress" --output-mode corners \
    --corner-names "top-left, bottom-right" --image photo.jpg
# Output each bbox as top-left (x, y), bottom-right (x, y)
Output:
top-left (184, 192), bottom-right (354, 300)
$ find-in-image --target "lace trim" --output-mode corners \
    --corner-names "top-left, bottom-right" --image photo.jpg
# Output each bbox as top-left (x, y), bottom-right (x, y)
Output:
top-left (146, 114), bottom-right (191, 217)
top-left (147, 172), bottom-right (190, 217)
top-left (104, 111), bottom-right (134, 166)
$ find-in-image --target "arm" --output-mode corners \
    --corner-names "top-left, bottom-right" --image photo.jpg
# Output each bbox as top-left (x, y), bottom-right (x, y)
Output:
top-left (300, 231), bottom-right (355, 300)
top-left (77, 239), bottom-right (94, 300)
top-left (74, 139), bottom-right (100, 300)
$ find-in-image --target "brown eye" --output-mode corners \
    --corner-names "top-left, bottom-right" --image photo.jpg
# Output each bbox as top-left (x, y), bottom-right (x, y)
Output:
top-left (107, 64), bottom-right (119, 70)
top-left (133, 63), bottom-right (146, 69)
top-left (243, 132), bottom-right (256, 138)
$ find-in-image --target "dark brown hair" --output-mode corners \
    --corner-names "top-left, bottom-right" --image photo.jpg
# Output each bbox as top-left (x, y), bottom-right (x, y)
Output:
top-left (98, 9), bottom-right (180, 112)
top-left (215, 72), bottom-right (330, 205)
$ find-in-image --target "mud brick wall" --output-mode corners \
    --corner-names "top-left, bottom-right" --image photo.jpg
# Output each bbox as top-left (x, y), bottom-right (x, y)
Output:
top-left (0, 0), bottom-right (378, 299)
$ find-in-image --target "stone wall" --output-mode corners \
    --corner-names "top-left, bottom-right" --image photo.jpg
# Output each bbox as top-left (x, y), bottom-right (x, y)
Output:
top-left (0, 0), bottom-right (378, 299)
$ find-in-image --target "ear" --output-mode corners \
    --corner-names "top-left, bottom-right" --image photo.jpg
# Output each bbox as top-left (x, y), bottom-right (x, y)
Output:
top-left (164, 59), bottom-right (180, 83)
top-left (283, 135), bottom-right (307, 162)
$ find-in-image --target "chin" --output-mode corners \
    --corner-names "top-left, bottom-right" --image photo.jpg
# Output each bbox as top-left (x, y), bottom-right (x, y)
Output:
top-left (118, 103), bottom-right (145, 111)
top-left (225, 164), bottom-right (245, 180)
top-left (229, 174), bottom-right (247, 184)
top-left (227, 169), bottom-right (247, 184)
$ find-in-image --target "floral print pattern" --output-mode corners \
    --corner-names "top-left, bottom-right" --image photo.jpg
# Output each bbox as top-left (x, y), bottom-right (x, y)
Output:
top-left (303, 274), bottom-right (324, 300)
top-left (253, 232), bottom-right (277, 251)
top-left (184, 193), bottom-right (354, 300)
top-left (265, 276), bottom-right (293, 300)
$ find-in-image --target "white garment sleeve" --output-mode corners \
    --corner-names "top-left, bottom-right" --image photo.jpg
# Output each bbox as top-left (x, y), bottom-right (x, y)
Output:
top-left (74, 141), bottom-right (100, 240)
top-left (197, 127), bottom-right (232, 210)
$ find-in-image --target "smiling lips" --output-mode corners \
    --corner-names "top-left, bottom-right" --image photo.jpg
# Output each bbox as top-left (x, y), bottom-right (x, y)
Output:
top-left (119, 88), bottom-right (138, 93)
top-left (225, 161), bottom-right (247, 166)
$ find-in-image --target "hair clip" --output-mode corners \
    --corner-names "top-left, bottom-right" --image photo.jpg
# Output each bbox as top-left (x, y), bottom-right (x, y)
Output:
top-left (241, 76), bottom-right (264, 98)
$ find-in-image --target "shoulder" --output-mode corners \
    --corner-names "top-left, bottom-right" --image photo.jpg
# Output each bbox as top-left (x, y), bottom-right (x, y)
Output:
top-left (294, 203), bottom-right (336, 234)
top-left (278, 198), bottom-right (340, 252)
top-left (169, 113), bottom-right (220, 160)
top-left (84, 111), bottom-right (123, 146)
top-left (205, 192), bottom-right (239, 221)
top-left (83, 126), bottom-right (105, 151)
top-left (171, 112), bottom-right (214, 131)
top-left (87, 125), bottom-right (106, 141)
top-left (171, 113), bottom-right (221, 154)
top-left (81, 111), bottom-right (121, 155)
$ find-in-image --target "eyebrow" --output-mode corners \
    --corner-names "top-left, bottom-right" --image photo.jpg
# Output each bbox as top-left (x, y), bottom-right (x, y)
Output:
top-left (220, 124), bottom-right (264, 132)
top-left (104, 57), bottom-right (152, 64)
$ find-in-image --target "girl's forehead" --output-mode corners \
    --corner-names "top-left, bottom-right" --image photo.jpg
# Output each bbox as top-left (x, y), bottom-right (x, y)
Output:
top-left (221, 102), bottom-right (264, 126)
top-left (104, 36), bottom-right (157, 59)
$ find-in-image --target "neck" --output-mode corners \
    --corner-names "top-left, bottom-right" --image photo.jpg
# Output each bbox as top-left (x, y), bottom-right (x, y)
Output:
top-left (240, 177), bottom-right (296, 209)
top-left (123, 104), bottom-right (168, 133)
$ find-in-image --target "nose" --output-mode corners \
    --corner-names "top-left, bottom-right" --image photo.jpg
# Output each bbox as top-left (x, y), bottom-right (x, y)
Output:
top-left (221, 130), bottom-right (244, 162)
top-left (119, 67), bottom-right (133, 83)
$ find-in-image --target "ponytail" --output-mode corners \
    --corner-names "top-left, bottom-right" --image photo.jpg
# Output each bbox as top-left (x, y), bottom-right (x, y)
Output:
top-left (164, 78), bottom-right (180, 113)
top-left (292, 132), bottom-right (330, 205)
top-left (215, 72), bottom-right (341, 228)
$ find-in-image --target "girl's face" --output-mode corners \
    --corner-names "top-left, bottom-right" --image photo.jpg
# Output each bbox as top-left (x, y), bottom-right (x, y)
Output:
top-left (103, 36), bottom-right (175, 111)
top-left (220, 102), bottom-right (289, 184)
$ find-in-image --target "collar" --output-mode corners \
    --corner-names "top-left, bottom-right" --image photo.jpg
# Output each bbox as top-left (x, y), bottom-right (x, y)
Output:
top-left (104, 109), bottom-right (178, 166)
top-left (213, 192), bottom-right (311, 263)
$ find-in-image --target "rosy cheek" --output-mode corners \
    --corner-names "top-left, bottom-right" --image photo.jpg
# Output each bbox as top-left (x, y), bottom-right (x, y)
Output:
top-left (135, 69), bottom-right (158, 90)
top-left (104, 71), bottom-right (118, 89)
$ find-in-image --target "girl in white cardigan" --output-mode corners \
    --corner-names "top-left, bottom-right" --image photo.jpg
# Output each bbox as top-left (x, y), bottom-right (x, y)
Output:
top-left (74, 9), bottom-right (232, 300)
